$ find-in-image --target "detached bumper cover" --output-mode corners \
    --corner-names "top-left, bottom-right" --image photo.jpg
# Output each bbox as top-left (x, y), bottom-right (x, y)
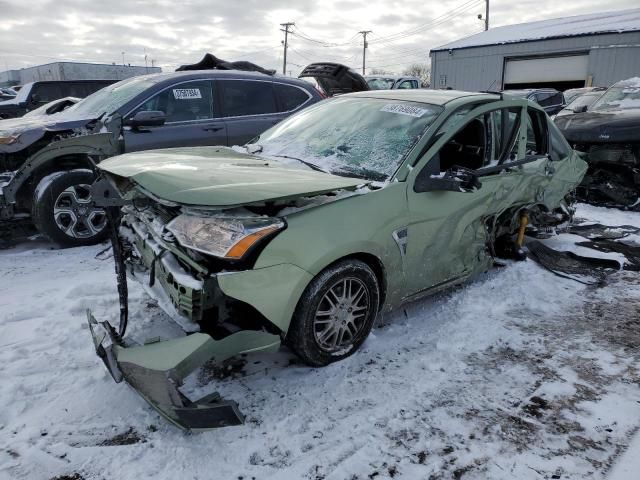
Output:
top-left (87, 310), bottom-right (280, 431)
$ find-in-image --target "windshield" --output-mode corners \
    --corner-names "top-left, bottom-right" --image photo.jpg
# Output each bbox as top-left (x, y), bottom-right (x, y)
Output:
top-left (367, 78), bottom-right (396, 90)
top-left (254, 96), bottom-right (442, 181)
top-left (59, 75), bottom-right (157, 118)
top-left (565, 92), bottom-right (601, 111)
top-left (592, 85), bottom-right (640, 111)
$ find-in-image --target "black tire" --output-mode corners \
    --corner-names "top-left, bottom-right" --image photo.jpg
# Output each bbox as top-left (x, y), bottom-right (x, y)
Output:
top-left (287, 259), bottom-right (380, 367)
top-left (32, 169), bottom-right (108, 247)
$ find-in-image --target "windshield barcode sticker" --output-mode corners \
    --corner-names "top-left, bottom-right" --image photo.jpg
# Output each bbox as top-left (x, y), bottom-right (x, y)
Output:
top-left (173, 88), bottom-right (202, 100)
top-left (380, 104), bottom-right (428, 117)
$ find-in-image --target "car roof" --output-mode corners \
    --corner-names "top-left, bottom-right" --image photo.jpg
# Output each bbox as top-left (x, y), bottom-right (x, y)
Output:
top-left (365, 75), bottom-right (419, 80)
top-left (136, 69), bottom-right (315, 90)
top-left (503, 88), bottom-right (558, 96)
top-left (344, 89), bottom-right (499, 106)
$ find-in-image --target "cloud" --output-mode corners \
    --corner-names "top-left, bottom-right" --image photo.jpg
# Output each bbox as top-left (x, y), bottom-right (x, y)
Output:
top-left (0, 0), bottom-right (637, 75)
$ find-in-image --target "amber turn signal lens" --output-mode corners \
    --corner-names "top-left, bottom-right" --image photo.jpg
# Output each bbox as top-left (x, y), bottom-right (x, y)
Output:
top-left (225, 226), bottom-right (280, 259)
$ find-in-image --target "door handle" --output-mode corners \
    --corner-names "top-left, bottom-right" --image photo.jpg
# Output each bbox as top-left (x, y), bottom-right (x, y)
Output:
top-left (203, 125), bottom-right (223, 132)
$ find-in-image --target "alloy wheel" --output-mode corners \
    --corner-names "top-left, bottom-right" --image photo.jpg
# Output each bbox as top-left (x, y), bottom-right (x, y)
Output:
top-left (313, 277), bottom-right (370, 352)
top-left (53, 184), bottom-right (107, 239)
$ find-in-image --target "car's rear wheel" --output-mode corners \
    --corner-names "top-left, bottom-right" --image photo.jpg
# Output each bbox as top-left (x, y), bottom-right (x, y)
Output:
top-left (287, 259), bottom-right (380, 367)
top-left (32, 169), bottom-right (108, 247)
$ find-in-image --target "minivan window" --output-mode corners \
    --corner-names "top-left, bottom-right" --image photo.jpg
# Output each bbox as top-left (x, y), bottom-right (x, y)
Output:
top-left (222, 80), bottom-right (277, 117)
top-left (131, 80), bottom-right (214, 123)
top-left (275, 84), bottom-right (310, 112)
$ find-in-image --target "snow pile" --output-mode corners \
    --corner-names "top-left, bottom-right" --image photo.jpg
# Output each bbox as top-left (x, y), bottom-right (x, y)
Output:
top-left (0, 205), bottom-right (639, 479)
top-left (434, 8), bottom-right (640, 51)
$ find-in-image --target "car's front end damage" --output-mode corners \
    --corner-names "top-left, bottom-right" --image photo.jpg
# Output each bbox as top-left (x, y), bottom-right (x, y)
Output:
top-left (0, 114), bottom-right (120, 223)
top-left (88, 146), bottom-right (367, 430)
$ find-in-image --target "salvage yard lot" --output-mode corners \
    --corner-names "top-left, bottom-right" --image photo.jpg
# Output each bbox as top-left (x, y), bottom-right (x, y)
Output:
top-left (0, 204), bottom-right (639, 480)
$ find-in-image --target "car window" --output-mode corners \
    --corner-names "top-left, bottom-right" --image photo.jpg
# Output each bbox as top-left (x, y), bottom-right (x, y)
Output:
top-left (256, 97), bottom-right (442, 181)
top-left (31, 84), bottom-right (61, 103)
top-left (436, 113), bottom-right (488, 171)
top-left (274, 83), bottom-right (310, 112)
top-left (549, 122), bottom-right (572, 161)
top-left (221, 80), bottom-right (277, 117)
top-left (398, 80), bottom-right (416, 89)
top-left (534, 92), bottom-right (562, 107)
top-left (367, 78), bottom-right (395, 90)
top-left (525, 108), bottom-right (548, 155)
top-left (131, 80), bottom-right (214, 123)
top-left (60, 76), bottom-right (157, 119)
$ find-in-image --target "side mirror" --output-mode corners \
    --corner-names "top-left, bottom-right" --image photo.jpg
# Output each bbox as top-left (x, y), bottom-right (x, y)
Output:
top-left (126, 110), bottom-right (166, 128)
top-left (414, 166), bottom-right (481, 193)
top-left (30, 93), bottom-right (41, 104)
top-left (574, 105), bottom-right (588, 113)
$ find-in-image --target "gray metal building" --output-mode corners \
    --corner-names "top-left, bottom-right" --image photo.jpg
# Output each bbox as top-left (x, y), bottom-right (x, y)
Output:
top-left (0, 62), bottom-right (161, 87)
top-left (430, 8), bottom-right (640, 91)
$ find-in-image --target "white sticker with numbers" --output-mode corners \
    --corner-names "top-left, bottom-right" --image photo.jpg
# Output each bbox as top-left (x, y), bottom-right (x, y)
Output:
top-left (173, 88), bottom-right (202, 100)
top-left (380, 103), bottom-right (429, 118)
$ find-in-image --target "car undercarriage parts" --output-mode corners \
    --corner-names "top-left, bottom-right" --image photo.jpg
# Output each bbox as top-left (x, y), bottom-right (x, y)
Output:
top-left (526, 240), bottom-right (621, 286)
top-left (515, 210), bottom-right (529, 260)
top-left (574, 144), bottom-right (640, 210)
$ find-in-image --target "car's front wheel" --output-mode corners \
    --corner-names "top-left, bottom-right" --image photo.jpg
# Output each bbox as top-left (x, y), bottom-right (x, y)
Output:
top-left (32, 169), bottom-right (108, 247)
top-left (287, 259), bottom-right (380, 367)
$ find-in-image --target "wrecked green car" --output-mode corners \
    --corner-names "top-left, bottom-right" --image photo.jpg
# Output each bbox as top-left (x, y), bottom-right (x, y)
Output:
top-left (88, 90), bottom-right (587, 430)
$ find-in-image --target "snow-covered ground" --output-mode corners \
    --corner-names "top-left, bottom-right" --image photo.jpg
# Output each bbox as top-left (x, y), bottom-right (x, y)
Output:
top-left (0, 204), bottom-right (639, 480)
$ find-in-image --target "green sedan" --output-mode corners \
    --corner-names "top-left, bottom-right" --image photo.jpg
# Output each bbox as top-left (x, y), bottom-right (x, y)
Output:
top-left (88, 89), bottom-right (587, 430)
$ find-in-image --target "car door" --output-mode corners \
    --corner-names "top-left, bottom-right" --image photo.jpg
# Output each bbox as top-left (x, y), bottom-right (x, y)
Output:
top-left (218, 79), bottom-right (284, 146)
top-left (403, 103), bottom-right (532, 299)
top-left (123, 79), bottom-right (227, 153)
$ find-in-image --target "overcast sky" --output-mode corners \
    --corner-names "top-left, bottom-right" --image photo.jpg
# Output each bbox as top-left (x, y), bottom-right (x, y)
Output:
top-left (0, 0), bottom-right (637, 76)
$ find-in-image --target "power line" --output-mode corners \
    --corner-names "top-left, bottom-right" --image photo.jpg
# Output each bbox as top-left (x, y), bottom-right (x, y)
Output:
top-left (290, 27), bottom-right (360, 48)
top-left (367, 0), bottom-right (484, 44)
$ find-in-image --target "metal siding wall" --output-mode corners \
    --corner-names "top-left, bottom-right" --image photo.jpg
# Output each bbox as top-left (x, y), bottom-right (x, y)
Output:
top-left (588, 46), bottom-right (640, 86)
top-left (431, 31), bottom-right (640, 90)
top-left (12, 63), bottom-right (161, 84)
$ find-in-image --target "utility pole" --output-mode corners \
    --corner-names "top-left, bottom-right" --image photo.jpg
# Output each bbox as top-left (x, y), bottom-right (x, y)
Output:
top-left (359, 30), bottom-right (372, 75)
top-left (485, 0), bottom-right (490, 31)
top-left (280, 22), bottom-right (295, 75)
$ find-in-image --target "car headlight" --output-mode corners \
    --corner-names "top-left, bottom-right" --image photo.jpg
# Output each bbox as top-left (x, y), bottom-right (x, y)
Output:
top-left (167, 213), bottom-right (285, 259)
top-left (0, 134), bottom-right (19, 145)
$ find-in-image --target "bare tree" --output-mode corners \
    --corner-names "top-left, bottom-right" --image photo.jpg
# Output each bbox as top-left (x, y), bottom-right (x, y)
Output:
top-left (402, 63), bottom-right (431, 87)
top-left (369, 68), bottom-right (393, 75)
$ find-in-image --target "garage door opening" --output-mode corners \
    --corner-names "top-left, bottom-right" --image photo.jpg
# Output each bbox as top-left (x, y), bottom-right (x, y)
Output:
top-left (503, 54), bottom-right (588, 91)
top-left (503, 80), bottom-right (586, 90)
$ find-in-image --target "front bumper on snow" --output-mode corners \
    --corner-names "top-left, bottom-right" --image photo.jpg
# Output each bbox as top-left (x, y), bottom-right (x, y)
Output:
top-left (87, 310), bottom-right (280, 431)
